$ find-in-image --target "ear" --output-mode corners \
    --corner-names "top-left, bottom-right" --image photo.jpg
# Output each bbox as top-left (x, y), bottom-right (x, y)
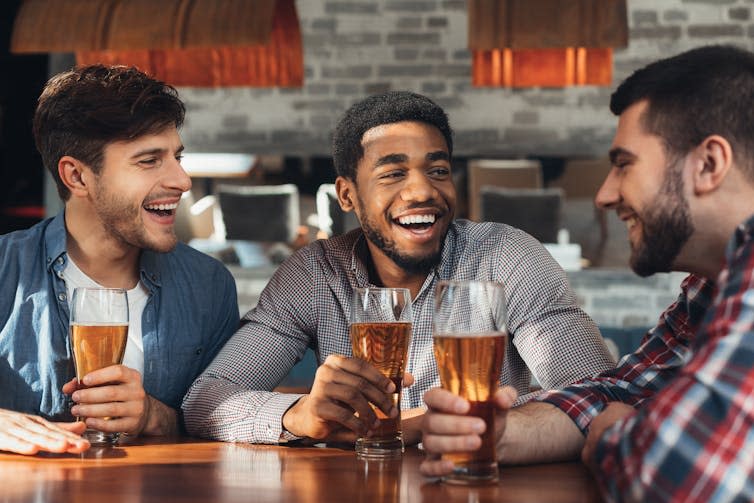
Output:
top-left (691, 135), bottom-right (733, 196)
top-left (335, 176), bottom-right (356, 212)
top-left (58, 156), bottom-right (91, 198)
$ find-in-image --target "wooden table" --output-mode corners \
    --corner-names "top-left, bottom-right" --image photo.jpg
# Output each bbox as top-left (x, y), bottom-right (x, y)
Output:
top-left (0, 437), bottom-right (603, 502)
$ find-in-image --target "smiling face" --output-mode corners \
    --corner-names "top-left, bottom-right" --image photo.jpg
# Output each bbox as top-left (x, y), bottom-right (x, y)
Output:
top-left (87, 126), bottom-right (191, 253)
top-left (337, 121), bottom-right (456, 277)
top-left (596, 100), bottom-right (694, 276)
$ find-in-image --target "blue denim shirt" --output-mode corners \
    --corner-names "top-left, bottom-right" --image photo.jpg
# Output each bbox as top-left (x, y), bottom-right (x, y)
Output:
top-left (0, 212), bottom-right (239, 421)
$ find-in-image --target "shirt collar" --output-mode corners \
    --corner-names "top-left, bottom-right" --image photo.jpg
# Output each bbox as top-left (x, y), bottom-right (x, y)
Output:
top-left (726, 213), bottom-right (754, 263)
top-left (43, 209), bottom-right (162, 288)
top-left (43, 211), bottom-right (68, 272)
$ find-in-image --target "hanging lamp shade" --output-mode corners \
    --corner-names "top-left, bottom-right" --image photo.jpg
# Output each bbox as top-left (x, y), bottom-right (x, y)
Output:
top-left (468, 0), bottom-right (628, 87)
top-left (11, 0), bottom-right (302, 87)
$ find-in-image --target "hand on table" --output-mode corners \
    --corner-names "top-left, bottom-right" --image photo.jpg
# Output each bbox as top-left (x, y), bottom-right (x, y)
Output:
top-left (581, 402), bottom-right (635, 466)
top-left (0, 408), bottom-right (89, 455)
top-left (282, 355), bottom-right (404, 441)
top-left (64, 365), bottom-right (151, 436)
top-left (419, 386), bottom-right (517, 477)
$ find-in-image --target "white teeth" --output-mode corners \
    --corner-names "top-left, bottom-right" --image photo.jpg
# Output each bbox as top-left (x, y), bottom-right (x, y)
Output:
top-left (145, 203), bottom-right (179, 211)
top-left (398, 214), bottom-right (436, 225)
top-left (626, 217), bottom-right (636, 230)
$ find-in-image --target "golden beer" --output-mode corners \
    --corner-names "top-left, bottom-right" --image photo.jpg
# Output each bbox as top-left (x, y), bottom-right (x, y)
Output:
top-left (350, 321), bottom-right (412, 440)
top-left (433, 332), bottom-right (507, 482)
top-left (71, 324), bottom-right (128, 383)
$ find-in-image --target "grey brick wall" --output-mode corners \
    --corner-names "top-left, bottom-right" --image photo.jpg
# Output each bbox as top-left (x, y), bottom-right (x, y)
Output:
top-left (179, 0), bottom-right (754, 159)
top-left (231, 264), bottom-right (687, 329)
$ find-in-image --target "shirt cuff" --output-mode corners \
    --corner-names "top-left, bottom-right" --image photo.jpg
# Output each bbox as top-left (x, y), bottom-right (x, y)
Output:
top-left (535, 385), bottom-right (607, 434)
top-left (253, 392), bottom-right (305, 444)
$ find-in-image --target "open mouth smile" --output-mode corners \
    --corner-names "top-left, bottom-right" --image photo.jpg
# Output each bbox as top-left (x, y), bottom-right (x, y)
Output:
top-left (144, 202), bottom-right (179, 218)
top-left (395, 213), bottom-right (436, 230)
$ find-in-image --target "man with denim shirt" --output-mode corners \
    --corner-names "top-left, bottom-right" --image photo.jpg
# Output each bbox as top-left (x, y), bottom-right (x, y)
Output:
top-left (421, 45), bottom-right (754, 501)
top-left (0, 65), bottom-right (238, 455)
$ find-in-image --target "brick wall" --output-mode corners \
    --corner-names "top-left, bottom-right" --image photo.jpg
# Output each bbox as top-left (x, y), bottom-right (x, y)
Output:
top-left (178, 0), bottom-right (754, 159)
top-left (231, 264), bottom-right (687, 330)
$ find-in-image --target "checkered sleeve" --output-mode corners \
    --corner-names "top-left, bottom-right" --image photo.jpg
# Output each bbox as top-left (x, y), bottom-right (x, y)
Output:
top-left (536, 275), bottom-right (714, 433)
top-left (500, 229), bottom-right (616, 395)
top-left (182, 248), bottom-right (317, 444)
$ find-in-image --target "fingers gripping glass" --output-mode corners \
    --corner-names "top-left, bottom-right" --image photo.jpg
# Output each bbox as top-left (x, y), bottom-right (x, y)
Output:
top-left (70, 287), bottom-right (129, 446)
top-left (433, 280), bottom-right (507, 484)
top-left (350, 287), bottom-right (413, 459)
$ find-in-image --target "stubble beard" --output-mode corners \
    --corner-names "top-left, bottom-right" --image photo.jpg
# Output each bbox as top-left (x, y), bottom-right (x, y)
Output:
top-left (357, 194), bottom-right (446, 275)
top-left (91, 181), bottom-right (178, 254)
top-left (630, 161), bottom-right (694, 277)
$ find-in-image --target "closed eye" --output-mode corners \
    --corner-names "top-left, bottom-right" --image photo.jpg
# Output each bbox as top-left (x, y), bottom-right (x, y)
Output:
top-left (138, 157), bottom-right (161, 168)
top-left (428, 166), bottom-right (450, 178)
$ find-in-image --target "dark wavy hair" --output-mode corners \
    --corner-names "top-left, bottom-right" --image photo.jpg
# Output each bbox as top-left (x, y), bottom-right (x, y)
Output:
top-left (332, 91), bottom-right (453, 180)
top-left (610, 45), bottom-right (754, 179)
top-left (33, 64), bottom-right (186, 200)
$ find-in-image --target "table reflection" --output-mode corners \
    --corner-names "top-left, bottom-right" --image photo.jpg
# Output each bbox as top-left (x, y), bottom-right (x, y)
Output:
top-left (0, 438), bottom-right (602, 503)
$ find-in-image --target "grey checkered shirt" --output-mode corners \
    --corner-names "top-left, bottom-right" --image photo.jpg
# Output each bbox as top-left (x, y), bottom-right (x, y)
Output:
top-left (182, 220), bottom-right (615, 444)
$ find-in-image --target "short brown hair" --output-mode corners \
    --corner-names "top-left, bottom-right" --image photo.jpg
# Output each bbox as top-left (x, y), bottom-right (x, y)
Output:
top-left (33, 65), bottom-right (185, 200)
top-left (610, 45), bottom-right (754, 180)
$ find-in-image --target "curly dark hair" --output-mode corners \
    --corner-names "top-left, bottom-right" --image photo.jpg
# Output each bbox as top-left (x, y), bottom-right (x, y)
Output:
top-left (611, 45), bottom-right (754, 179)
top-left (33, 64), bottom-right (186, 200)
top-left (332, 91), bottom-right (453, 180)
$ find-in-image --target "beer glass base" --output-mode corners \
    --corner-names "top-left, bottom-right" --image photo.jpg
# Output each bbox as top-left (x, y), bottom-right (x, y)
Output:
top-left (354, 437), bottom-right (404, 459)
top-left (82, 429), bottom-right (120, 446)
top-left (443, 463), bottom-right (499, 485)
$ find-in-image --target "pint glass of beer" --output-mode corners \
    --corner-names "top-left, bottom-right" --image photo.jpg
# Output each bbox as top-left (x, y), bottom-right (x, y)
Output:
top-left (433, 280), bottom-right (507, 484)
top-left (70, 287), bottom-right (129, 445)
top-left (350, 287), bottom-right (413, 459)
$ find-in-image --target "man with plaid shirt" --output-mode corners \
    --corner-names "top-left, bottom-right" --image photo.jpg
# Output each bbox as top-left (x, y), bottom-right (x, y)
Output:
top-left (421, 45), bottom-right (754, 501)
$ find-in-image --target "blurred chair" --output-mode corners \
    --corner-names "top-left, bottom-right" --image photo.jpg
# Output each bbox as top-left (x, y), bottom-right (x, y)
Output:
top-left (479, 186), bottom-right (564, 243)
top-left (315, 183), bottom-right (361, 237)
top-left (467, 159), bottom-right (542, 221)
top-left (548, 157), bottom-right (611, 244)
top-left (216, 184), bottom-right (300, 267)
top-left (174, 191), bottom-right (216, 243)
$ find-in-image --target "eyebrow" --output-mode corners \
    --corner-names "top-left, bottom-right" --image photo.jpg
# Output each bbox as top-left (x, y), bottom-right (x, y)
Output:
top-left (374, 153), bottom-right (408, 168)
top-left (131, 144), bottom-right (185, 159)
top-left (373, 150), bottom-right (450, 169)
top-left (427, 151), bottom-right (450, 162)
top-left (608, 146), bottom-right (636, 165)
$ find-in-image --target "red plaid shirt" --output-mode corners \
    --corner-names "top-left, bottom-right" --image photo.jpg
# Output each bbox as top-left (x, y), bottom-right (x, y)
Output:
top-left (539, 216), bottom-right (754, 501)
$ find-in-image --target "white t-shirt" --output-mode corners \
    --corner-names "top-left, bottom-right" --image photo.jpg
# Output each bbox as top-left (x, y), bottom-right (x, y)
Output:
top-left (63, 257), bottom-right (148, 376)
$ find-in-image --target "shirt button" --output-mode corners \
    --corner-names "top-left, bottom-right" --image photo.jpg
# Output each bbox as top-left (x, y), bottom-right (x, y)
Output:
top-left (58, 292), bottom-right (66, 302)
top-left (56, 257), bottom-right (64, 265)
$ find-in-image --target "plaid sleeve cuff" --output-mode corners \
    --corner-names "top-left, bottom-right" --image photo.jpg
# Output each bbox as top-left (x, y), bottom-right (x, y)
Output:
top-left (535, 384), bottom-right (609, 434)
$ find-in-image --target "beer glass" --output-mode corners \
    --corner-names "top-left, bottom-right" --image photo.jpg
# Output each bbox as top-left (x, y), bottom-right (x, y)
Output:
top-left (350, 287), bottom-right (413, 459)
top-left (70, 287), bottom-right (129, 445)
top-left (433, 280), bottom-right (507, 484)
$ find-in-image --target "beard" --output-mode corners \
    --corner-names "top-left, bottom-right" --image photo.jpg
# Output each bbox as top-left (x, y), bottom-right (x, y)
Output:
top-left (90, 178), bottom-right (178, 254)
top-left (357, 195), bottom-right (446, 275)
top-left (630, 161), bottom-right (694, 277)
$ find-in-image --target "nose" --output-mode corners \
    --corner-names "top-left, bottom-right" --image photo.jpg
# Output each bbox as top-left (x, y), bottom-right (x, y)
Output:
top-left (594, 167), bottom-right (620, 210)
top-left (400, 170), bottom-right (437, 203)
top-left (169, 156), bottom-right (192, 193)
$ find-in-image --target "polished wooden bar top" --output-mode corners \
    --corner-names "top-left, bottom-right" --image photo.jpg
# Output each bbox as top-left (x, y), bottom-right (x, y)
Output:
top-left (0, 437), bottom-right (603, 502)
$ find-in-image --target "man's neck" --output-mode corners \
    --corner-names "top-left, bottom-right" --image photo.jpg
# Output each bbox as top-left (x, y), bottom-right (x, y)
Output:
top-left (365, 248), bottom-right (428, 299)
top-left (64, 204), bottom-right (141, 289)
